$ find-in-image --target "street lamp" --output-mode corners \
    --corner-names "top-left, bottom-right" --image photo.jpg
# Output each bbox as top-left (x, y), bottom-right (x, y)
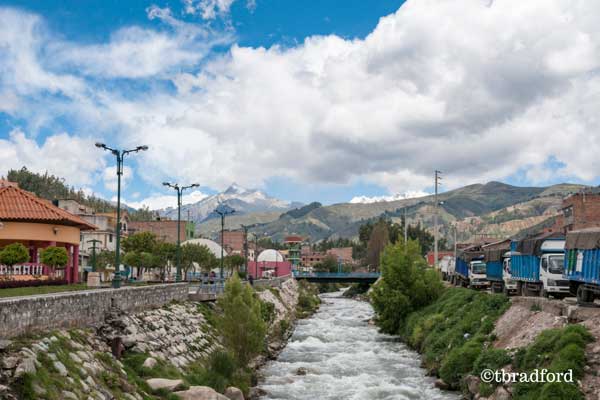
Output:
top-left (95, 142), bottom-right (148, 288)
top-left (214, 204), bottom-right (235, 279)
top-left (163, 182), bottom-right (199, 282)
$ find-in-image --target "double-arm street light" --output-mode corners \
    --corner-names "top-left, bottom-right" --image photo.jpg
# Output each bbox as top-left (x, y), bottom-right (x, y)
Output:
top-left (95, 142), bottom-right (148, 288)
top-left (214, 204), bottom-right (235, 279)
top-left (163, 182), bottom-right (199, 282)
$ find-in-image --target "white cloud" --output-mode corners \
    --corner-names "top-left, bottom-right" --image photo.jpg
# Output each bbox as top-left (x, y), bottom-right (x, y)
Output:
top-left (3, 0), bottom-right (600, 198)
top-left (124, 190), bottom-right (209, 210)
top-left (102, 166), bottom-right (133, 192)
top-left (0, 129), bottom-right (105, 186)
top-left (184, 0), bottom-right (235, 19)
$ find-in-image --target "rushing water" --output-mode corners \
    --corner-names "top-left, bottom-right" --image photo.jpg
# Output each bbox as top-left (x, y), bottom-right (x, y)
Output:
top-left (258, 291), bottom-right (460, 400)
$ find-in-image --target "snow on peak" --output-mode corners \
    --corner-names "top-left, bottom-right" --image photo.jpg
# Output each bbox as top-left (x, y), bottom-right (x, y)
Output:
top-left (349, 191), bottom-right (429, 204)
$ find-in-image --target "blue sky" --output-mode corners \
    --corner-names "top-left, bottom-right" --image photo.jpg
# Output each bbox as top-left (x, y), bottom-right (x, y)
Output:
top-left (0, 0), bottom-right (599, 209)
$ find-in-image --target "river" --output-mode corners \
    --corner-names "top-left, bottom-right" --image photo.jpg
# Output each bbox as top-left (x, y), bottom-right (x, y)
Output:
top-left (257, 291), bottom-right (460, 400)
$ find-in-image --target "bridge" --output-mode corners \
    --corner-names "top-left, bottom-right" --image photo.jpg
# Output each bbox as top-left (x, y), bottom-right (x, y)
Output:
top-left (293, 271), bottom-right (380, 283)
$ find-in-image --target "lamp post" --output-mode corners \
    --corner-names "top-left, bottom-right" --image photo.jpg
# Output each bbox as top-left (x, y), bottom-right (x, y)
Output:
top-left (215, 204), bottom-right (235, 279)
top-left (163, 182), bottom-right (199, 282)
top-left (95, 142), bottom-right (148, 288)
top-left (87, 239), bottom-right (102, 272)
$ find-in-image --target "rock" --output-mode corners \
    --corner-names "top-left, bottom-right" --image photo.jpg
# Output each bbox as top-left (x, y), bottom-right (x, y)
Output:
top-left (146, 378), bottom-right (185, 392)
top-left (2, 356), bottom-right (19, 369)
top-left (14, 358), bottom-right (36, 378)
top-left (143, 357), bottom-right (158, 369)
top-left (295, 367), bottom-right (308, 376)
top-left (434, 379), bottom-right (449, 390)
top-left (0, 340), bottom-right (12, 351)
top-left (33, 383), bottom-right (46, 396)
top-left (70, 352), bottom-right (83, 364)
top-left (465, 375), bottom-right (480, 395)
top-left (492, 385), bottom-right (511, 400)
top-left (53, 361), bottom-right (68, 376)
top-left (174, 386), bottom-right (229, 400)
top-left (248, 387), bottom-right (267, 399)
top-left (48, 353), bottom-right (58, 361)
top-left (224, 387), bottom-right (244, 400)
top-left (62, 390), bottom-right (78, 400)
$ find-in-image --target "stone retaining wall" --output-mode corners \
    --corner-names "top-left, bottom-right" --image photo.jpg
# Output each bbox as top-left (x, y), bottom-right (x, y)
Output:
top-left (0, 283), bottom-right (189, 338)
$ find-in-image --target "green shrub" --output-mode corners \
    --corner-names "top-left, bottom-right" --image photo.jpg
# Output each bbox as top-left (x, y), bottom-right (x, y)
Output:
top-left (439, 341), bottom-right (482, 385)
top-left (472, 348), bottom-right (512, 375)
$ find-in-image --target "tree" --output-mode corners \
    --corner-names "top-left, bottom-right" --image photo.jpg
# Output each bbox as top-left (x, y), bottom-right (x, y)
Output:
top-left (181, 243), bottom-right (213, 278)
top-left (366, 220), bottom-right (390, 270)
top-left (217, 274), bottom-right (267, 366)
top-left (40, 246), bottom-right (69, 278)
top-left (0, 243), bottom-right (30, 267)
top-left (370, 241), bottom-right (444, 334)
top-left (225, 254), bottom-right (246, 275)
top-left (154, 242), bottom-right (176, 280)
top-left (96, 250), bottom-right (115, 281)
top-left (121, 232), bottom-right (158, 254)
top-left (313, 254), bottom-right (338, 273)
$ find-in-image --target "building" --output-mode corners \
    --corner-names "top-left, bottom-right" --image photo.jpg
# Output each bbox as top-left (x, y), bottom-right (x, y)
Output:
top-left (326, 247), bottom-right (354, 264)
top-left (283, 235), bottom-right (303, 267)
top-left (248, 249), bottom-right (291, 278)
top-left (0, 181), bottom-right (96, 283)
top-left (56, 200), bottom-right (119, 266)
top-left (301, 251), bottom-right (329, 269)
top-left (426, 251), bottom-right (455, 266)
top-left (219, 230), bottom-right (245, 254)
top-left (128, 219), bottom-right (195, 244)
top-left (561, 192), bottom-right (600, 233)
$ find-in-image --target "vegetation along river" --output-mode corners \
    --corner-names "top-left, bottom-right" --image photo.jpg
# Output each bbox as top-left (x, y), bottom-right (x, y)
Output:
top-left (257, 291), bottom-right (460, 400)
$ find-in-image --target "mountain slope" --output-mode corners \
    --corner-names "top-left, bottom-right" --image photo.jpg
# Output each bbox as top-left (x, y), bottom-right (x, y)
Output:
top-left (197, 181), bottom-right (585, 242)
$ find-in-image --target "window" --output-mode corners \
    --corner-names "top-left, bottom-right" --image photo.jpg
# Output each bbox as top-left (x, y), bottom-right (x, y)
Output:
top-left (109, 234), bottom-right (113, 243)
top-left (541, 257), bottom-right (548, 271)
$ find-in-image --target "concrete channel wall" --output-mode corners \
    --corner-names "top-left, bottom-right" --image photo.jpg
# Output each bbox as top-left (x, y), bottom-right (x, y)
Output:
top-left (0, 283), bottom-right (189, 338)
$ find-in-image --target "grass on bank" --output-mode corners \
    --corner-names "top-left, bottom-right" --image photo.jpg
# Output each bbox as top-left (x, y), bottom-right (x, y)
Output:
top-left (0, 283), bottom-right (90, 298)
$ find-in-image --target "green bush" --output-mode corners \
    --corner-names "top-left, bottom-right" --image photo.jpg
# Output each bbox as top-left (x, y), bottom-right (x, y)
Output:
top-left (439, 341), bottom-right (483, 385)
top-left (370, 241), bottom-right (444, 334)
top-left (472, 348), bottom-right (512, 375)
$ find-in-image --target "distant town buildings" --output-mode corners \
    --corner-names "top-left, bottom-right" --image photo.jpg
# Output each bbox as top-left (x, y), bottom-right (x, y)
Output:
top-left (219, 230), bottom-right (245, 254)
top-left (129, 219), bottom-right (195, 244)
top-left (560, 192), bottom-right (600, 233)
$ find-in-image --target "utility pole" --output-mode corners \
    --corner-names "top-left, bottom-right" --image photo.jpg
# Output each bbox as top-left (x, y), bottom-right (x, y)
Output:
top-left (241, 224), bottom-right (249, 275)
top-left (215, 204), bottom-right (235, 279)
top-left (434, 170), bottom-right (442, 269)
top-left (453, 223), bottom-right (457, 259)
top-left (404, 207), bottom-right (408, 250)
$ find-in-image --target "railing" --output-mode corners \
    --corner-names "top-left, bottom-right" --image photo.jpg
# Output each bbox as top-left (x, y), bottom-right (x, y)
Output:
top-left (0, 263), bottom-right (46, 276)
top-left (293, 271), bottom-right (380, 279)
top-left (194, 277), bottom-right (226, 295)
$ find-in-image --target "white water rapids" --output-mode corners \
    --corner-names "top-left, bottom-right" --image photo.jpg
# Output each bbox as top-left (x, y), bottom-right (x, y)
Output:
top-left (257, 291), bottom-right (460, 400)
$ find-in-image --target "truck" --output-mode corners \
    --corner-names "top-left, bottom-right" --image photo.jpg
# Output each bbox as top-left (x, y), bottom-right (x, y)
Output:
top-left (439, 255), bottom-right (454, 281)
top-left (482, 239), bottom-right (511, 294)
top-left (564, 228), bottom-right (600, 304)
top-left (510, 232), bottom-right (569, 298)
top-left (454, 245), bottom-right (488, 289)
top-left (501, 251), bottom-right (519, 295)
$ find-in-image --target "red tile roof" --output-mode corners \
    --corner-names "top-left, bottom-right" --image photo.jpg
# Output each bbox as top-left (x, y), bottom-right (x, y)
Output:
top-left (0, 185), bottom-right (96, 230)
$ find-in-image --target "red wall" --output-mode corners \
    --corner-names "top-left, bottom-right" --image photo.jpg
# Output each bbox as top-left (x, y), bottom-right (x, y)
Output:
top-left (247, 260), bottom-right (292, 278)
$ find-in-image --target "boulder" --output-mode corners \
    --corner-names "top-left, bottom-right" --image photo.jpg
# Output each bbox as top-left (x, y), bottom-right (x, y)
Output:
top-left (62, 390), bottom-right (78, 400)
top-left (146, 378), bottom-right (185, 392)
top-left (14, 358), bottom-right (36, 378)
top-left (143, 357), bottom-right (157, 369)
top-left (224, 386), bottom-right (244, 400)
top-left (434, 379), bottom-right (449, 390)
top-left (0, 340), bottom-right (12, 351)
top-left (174, 386), bottom-right (229, 400)
top-left (2, 356), bottom-right (19, 369)
top-left (248, 387), bottom-right (267, 399)
top-left (295, 367), bottom-right (308, 376)
top-left (491, 385), bottom-right (511, 400)
top-left (53, 361), bottom-right (68, 376)
top-left (465, 375), bottom-right (480, 395)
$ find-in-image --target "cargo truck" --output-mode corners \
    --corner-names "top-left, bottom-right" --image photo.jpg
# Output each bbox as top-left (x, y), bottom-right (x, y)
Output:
top-left (454, 245), bottom-right (488, 289)
top-left (511, 233), bottom-right (569, 298)
top-left (482, 239), bottom-right (511, 294)
top-left (565, 228), bottom-right (600, 304)
top-left (501, 251), bottom-right (519, 295)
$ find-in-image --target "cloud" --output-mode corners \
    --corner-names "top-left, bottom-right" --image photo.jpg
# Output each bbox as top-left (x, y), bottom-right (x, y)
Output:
top-left (102, 165), bottom-right (133, 192)
top-left (2, 0), bottom-right (600, 199)
top-left (0, 129), bottom-right (105, 186)
top-left (123, 190), bottom-right (209, 210)
top-left (184, 0), bottom-right (235, 20)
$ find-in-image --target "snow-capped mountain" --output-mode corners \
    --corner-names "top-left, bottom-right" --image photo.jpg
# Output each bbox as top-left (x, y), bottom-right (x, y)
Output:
top-left (349, 190), bottom-right (429, 204)
top-left (160, 184), bottom-right (300, 224)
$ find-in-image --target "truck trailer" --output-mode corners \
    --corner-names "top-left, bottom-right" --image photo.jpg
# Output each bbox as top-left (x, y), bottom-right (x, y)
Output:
top-left (482, 239), bottom-right (511, 294)
top-left (511, 232), bottom-right (569, 298)
top-left (565, 228), bottom-right (600, 304)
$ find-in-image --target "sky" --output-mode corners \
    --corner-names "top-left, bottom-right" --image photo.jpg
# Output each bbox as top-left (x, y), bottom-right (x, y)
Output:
top-left (0, 0), bottom-right (599, 209)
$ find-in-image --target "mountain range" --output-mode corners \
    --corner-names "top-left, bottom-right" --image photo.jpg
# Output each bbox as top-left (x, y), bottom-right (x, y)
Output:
top-left (194, 181), bottom-right (586, 243)
top-left (159, 183), bottom-right (302, 225)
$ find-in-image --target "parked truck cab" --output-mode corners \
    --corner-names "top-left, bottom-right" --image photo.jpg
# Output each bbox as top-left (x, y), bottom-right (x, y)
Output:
top-left (468, 260), bottom-right (489, 289)
top-left (511, 233), bottom-right (569, 298)
top-left (454, 245), bottom-right (487, 290)
top-left (482, 239), bottom-right (511, 294)
top-left (502, 252), bottom-right (518, 295)
top-left (565, 228), bottom-right (600, 304)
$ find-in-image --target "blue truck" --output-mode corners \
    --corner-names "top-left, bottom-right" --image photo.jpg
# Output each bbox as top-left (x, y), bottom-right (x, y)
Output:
top-left (482, 239), bottom-right (512, 294)
top-left (564, 228), bottom-right (600, 304)
top-left (453, 245), bottom-right (488, 289)
top-left (511, 232), bottom-right (569, 298)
